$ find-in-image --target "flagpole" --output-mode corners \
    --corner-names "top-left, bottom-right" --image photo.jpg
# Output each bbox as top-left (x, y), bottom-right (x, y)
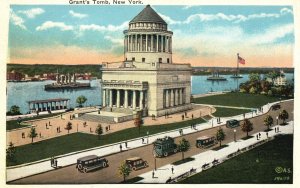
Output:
top-left (237, 53), bottom-right (239, 76)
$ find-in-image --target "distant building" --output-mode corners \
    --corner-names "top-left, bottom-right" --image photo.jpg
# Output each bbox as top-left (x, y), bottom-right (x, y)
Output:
top-left (101, 5), bottom-right (192, 117)
top-left (7, 70), bottom-right (24, 81)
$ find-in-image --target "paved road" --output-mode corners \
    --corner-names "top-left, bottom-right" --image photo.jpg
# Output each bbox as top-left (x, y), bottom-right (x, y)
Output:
top-left (10, 100), bottom-right (293, 184)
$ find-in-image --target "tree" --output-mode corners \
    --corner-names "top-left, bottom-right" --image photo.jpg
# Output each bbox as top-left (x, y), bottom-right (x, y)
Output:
top-left (65, 121), bottom-right (72, 134)
top-left (264, 115), bottom-right (273, 130)
top-left (249, 73), bottom-right (260, 82)
top-left (28, 127), bottom-right (38, 143)
top-left (134, 112), bottom-right (143, 135)
top-left (279, 110), bottom-right (289, 125)
top-left (241, 119), bottom-right (253, 137)
top-left (7, 105), bottom-right (22, 115)
top-left (76, 95), bottom-right (87, 107)
top-left (216, 128), bottom-right (226, 147)
top-left (177, 138), bottom-right (190, 160)
top-left (6, 142), bottom-right (16, 162)
top-left (117, 161), bottom-right (132, 182)
top-left (95, 124), bottom-right (103, 140)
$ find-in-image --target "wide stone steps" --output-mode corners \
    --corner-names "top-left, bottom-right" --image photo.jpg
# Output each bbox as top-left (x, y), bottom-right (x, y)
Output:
top-left (77, 114), bottom-right (115, 124)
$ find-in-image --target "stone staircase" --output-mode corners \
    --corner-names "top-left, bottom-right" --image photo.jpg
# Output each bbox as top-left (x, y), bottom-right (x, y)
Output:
top-left (102, 106), bottom-right (134, 114)
top-left (77, 113), bottom-right (115, 124)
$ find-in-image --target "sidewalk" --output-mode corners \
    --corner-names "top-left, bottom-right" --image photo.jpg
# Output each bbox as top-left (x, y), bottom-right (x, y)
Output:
top-left (6, 99), bottom-right (293, 182)
top-left (137, 121), bottom-right (294, 183)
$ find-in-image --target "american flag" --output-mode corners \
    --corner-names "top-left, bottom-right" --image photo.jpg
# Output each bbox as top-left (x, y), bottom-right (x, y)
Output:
top-left (238, 56), bottom-right (245, 64)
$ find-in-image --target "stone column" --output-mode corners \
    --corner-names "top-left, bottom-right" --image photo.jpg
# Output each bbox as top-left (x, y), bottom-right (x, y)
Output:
top-left (161, 35), bottom-right (164, 53)
top-left (165, 90), bottom-right (169, 108)
top-left (139, 90), bottom-right (144, 109)
top-left (140, 34), bottom-right (142, 51)
top-left (174, 89), bottom-right (178, 106)
top-left (146, 34), bottom-right (148, 52)
top-left (109, 89), bottom-right (113, 107)
top-left (151, 34), bottom-right (154, 52)
top-left (156, 34), bottom-right (159, 52)
top-left (178, 88), bottom-right (182, 105)
top-left (170, 89), bottom-right (174, 107)
top-left (124, 90), bottom-right (128, 108)
top-left (133, 90), bottom-right (136, 110)
top-left (117, 89), bottom-right (120, 108)
top-left (127, 35), bottom-right (129, 52)
top-left (102, 89), bottom-right (106, 107)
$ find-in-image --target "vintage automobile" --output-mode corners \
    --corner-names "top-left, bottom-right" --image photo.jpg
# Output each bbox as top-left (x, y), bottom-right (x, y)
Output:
top-left (76, 155), bottom-right (108, 173)
top-left (271, 104), bottom-right (281, 111)
top-left (196, 136), bottom-right (218, 148)
top-left (226, 119), bottom-right (240, 128)
top-left (125, 157), bottom-right (148, 171)
top-left (153, 136), bottom-right (178, 157)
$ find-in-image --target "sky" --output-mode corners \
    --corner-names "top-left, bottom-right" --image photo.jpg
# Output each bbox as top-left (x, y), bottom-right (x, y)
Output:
top-left (8, 5), bottom-right (294, 67)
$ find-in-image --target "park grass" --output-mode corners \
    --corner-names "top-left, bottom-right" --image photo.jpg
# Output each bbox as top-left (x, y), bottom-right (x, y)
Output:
top-left (179, 134), bottom-right (293, 184)
top-left (194, 92), bottom-right (287, 108)
top-left (7, 117), bottom-right (205, 167)
top-left (7, 113), bottom-right (63, 131)
top-left (213, 107), bottom-right (251, 117)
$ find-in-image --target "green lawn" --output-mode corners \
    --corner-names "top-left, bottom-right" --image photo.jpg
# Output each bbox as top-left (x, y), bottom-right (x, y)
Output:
top-left (7, 113), bottom-right (63, 131)
top-left (179, 134), bottom-right (293, 184)
top-left (194, 92), bottom-right (286, 108)
top-left (213, 107), bottom-right (251, 117)
top-left (7, 117), bottom-right (205, 166)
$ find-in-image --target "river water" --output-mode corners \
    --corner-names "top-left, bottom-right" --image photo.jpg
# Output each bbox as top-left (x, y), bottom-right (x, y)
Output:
top-left (7, 74), bottom-right (294, 114)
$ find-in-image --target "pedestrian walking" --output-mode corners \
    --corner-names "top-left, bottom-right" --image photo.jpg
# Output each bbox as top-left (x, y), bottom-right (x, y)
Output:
top-left (50, 157), bottom-right (54, 167)
top-left (259, 132), bottom-right (261, 138)
top-left (55, 159), bottom-right (58, 168)
top-left (61, 114), bottom-right (62, 119)
top-left (57, 127), bottom-right (59, 133)
top-left (277, 126), bottom-right (279, 132)
top-left (105, 127), bottom-right (108, 132)
top-left (152, 170), bottom-right (155, 178)
top-left (275, 128), bottom-right (277, 133)
top-left (171, 166), bottom-right (174, 174)
top-left (90, 127), bottom-right (92, 133)
top-left (182, 114), bottom-right (184, 120)
top-left (39, 132), bottom-right (42, 138)
top-left (46, 123), bottom-right (48, 129)
top-left (185, 112), bottom-right (187, 118)
top-left (49, 121), bottom-right (51, 126)
top-left (120, 144), bottom-right (122, 152)
top-left (192, 114), bottom-right (194, 119)
top-left (266, 132), bottom-right (269, 138)
top-left (108, 125), bottom-right (110, 130)
top-left (256, 134), bottom-right (259, 140)
top-left (70, 114), bottom-right (72, 120)
top-left (22, 132), bottom-right (25, 138)
top-left (125, 142), bottom-right (128, 148)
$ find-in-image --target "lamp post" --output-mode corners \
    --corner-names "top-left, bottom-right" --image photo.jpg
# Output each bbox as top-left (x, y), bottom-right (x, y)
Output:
top-left (147, 131), bottom-right (149, 144)
top-left (234, 129), bottom-right (237, 142)
top-left (152, 149), bottom-right (157, 171)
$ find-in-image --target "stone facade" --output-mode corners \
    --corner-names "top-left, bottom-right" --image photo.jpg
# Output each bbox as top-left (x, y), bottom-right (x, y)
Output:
top-left (101, 5), bottom-right (192, 117)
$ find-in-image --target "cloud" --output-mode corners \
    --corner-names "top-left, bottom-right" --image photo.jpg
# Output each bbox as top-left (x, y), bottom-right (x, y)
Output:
top-left (161, 8), bottom-right (293, 25)
top-left (69, 10), bottom-right (88, 19)
top-left (10, 9), bottom-right (26, 30)
top-left (36, 21), bottom-right (74, 31)
top-left (104, 36), bottom-right (123, 45)
top-left (249, 23), bottom-right (294, 44)
top-left (280, 7), bottom-right (293, 15)
top-left (18, 8), bottom-right (45, 18)
top-left (79, 21), bottom-right (129, 32)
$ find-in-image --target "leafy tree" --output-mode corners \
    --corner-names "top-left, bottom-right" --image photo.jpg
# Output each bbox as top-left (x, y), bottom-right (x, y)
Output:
top-left (279, 110), bottom-right (289, 125)
top-left (7, 105), bottom-right (22, 115)
top-left (28, 127), bottom-right (38, 143)
top-left (178, 138), bottom-right (190, 160)
top-left (216, 128), bottom-right (226, 147)
top-left (65, 121), bottom-right (72, 134)
top-left (249, 86), bottom-right (257, 94)
top-left (117, 161), bottom-right (132, 182)
top-left (241, 119), bottom-right (253, 137)
top-left (6, 142), bottom-right (16, 162)
top-left (95, 124), bottom-right (103, 140)
top-left (264, 115), bottom-right (273, 130)
top-left (134, 112), bottom-right (143, 135)
top-left (76, 95), bottom-right (87, 107)
top-left (249, 73), bottom-right (260, 82)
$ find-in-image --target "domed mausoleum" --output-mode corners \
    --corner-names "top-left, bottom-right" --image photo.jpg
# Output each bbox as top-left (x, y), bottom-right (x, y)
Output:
top-left (101, 5), bottom-right (192, 120)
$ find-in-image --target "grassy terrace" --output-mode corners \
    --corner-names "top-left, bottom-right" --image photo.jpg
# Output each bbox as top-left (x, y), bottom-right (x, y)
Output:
top-left (179, 134), bottom-right (293, 184)
top-left (194, 92), bottom-right (286, 108)
top-left (213, 107), bottom-right (251, 117)
top-left (7, 113), bottom-right (63, 131)
top-left (7, 117), bottom-right (205, 166)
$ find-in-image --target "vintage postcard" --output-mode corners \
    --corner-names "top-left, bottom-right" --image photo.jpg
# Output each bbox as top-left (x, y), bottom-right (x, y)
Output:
top-left (2, 0), bottom-right (298, 186)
